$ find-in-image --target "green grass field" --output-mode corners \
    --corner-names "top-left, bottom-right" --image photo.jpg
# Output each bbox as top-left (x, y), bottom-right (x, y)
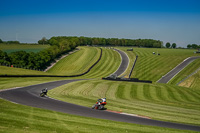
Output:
top-left (47, 47), bottom-right (101, 75)
top-left (48, 80), bottom-right (200, 126)
top-left (169, 58), bottom-right (200, 85)
top-left (1, 98), bottom-right (193, 133)
top-left (47, 47), bottom-right (121, 78)
top-left (179, 69), bottom-right (200, 90)
top-left (0, 44), bottom-right (50, 53)
top-left (0, 77), bottom-right (69, 90)
top-left (81, 47), bottom-right (121, 78)
top-left (1, 46), bottom-right (200, 132)
top-left (122, 48), bottom-right (197, 82)
top-left (1, 78), bottom-right (196, 133)
top-left (0, 66), bottom-right (50, 76)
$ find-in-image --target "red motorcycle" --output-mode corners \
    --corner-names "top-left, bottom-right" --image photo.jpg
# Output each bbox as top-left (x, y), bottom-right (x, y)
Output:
top-left (92, 98), bottom-right (107, 110)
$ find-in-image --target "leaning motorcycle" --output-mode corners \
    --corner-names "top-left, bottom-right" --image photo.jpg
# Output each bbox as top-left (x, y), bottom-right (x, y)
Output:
top-left (92, 98), bottom-right (107, 110)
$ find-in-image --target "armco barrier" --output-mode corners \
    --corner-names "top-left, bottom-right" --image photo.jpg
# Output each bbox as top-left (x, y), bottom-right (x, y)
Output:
top-left (0, 48), bottom-right (102, 78)
top-left (129, 55), bottom-right (138, 78)
top-left (102, 77), bottom-right (152, 83)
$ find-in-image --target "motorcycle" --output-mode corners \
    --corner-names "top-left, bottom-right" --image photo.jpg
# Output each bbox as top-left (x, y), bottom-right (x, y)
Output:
top-left (40, 88), bottom-right (48, 97)
top-left (92, 98), bottom-right (107, 110)
top-left (40, 92), bottom-right (46, 97)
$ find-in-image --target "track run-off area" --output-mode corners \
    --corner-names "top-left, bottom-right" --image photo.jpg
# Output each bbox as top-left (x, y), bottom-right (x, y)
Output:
top-left (1, 48), bottom-right (200, 132)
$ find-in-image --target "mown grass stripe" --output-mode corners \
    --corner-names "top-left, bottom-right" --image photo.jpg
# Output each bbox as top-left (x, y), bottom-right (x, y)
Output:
top-left (165, 86), bottom-right (183, 102)
top-left (116, 84), bottom-right (125, 99)
top-left (155, 86), bottom-right (166, 101)
top-left (143, 84), bottom-right (152, 101)
top-left (130, 84), bottom-right (138, 99)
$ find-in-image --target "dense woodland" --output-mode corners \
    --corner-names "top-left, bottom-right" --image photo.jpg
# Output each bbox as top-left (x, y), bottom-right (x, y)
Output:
top-left (0, 36), bottom-right (199, 71)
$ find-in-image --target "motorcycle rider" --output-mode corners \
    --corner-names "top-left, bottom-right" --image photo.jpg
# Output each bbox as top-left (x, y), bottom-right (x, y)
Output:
top-left (41, 88), bottom-right (48, 96)
top-left (92, 98), bottom-right (106, 109)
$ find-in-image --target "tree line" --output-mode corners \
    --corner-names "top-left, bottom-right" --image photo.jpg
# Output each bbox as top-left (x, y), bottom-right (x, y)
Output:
top-left (0, 37), bottom-right (78, 70)
top-left (0, 36), bottom-right (167, 71)
top-left (187, 44), bottom-right (200, 49)
top-left (39, 36), bottom-right (163, 48)
top-left (0, 38), bottom-right (20, 44)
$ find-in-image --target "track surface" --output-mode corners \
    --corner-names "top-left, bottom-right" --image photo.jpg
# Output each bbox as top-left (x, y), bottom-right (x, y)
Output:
top-left (1, 50), bottom-right (200, 131)
top-left (157, 56), bottom-right (200, 83)
top-left (112, 49), bottom-right (129, 76)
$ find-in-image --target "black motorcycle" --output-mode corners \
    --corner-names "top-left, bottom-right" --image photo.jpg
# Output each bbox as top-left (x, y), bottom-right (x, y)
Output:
top-left (40, 88), bottom-right (48, 97)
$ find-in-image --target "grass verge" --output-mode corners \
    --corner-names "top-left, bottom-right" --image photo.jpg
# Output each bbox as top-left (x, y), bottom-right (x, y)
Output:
top-left (0, 66), bottom-right (50, 76)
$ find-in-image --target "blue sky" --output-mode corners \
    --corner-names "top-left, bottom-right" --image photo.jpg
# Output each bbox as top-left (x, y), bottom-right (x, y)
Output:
top-left (0, 0), bottom-right (200, 47)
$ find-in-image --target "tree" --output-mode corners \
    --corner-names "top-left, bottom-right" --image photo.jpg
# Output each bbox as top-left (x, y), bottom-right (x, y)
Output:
top-left (171, 43), bottom-right (177, 48)
top-left (187, 44), bottom-right (192, 49)
top-left (0, 39), bottom-right (3, 43)
top-left (38, 37), bottom-right (48, 45)
top-left (191, 44), bottom-right (198, 49)
top-left (0, 50), bottom-right (10, 65)
top-left (165, 42), bottom-right (171, 48)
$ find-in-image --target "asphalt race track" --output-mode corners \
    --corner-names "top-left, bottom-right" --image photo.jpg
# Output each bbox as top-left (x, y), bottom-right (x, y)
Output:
top-left (157, 56), bottom-right (200, 83)
top-left (1, 50), bottom-right (200, 132)
top-left (112, 49), bottom-right (129, 76)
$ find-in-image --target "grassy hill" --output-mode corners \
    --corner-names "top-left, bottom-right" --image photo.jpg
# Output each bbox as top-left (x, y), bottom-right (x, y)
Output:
top-left (119, 48), bottom-right (197, 82)
top-left (47, 47), bottom-right (121, 78)
top-left (82, 47), bottom-right (121, 78)
top-left (0, 66), bottom-right (50, 76)
top-left (1, 46), bottom-right (200, 132)
top-left (169, 58), bottom-right (200, 85)
top-left (0, 44), bottom-right (50, 53)
top-left (48, 80), bottom-right (200, 126)
top-left (179, 69), bottom-right (200, 90)
top-left (47, 47), bottom-right (101, 75)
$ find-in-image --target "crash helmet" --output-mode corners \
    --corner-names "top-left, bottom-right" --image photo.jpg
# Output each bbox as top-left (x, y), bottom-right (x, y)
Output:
top-left (102, 97), bottom-right (106, 102)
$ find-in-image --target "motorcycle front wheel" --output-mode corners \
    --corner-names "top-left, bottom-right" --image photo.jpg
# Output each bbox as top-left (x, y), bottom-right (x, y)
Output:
top-left (40, 93), bottom-right (44, 97)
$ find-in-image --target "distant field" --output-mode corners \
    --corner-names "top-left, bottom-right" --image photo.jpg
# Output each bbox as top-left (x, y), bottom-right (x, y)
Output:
top-left (124, 48), bottom-right (197, 82)
top-left (49, 80), bottom-right (200, 126)
top-left (0, 44), bottom-right (50, 53)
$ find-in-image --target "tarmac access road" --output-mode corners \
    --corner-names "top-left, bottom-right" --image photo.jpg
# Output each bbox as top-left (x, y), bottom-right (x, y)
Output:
top-left (157, 56), bottom-right (200, 83)
top-left (0, 49), bottom-right (200, 132)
